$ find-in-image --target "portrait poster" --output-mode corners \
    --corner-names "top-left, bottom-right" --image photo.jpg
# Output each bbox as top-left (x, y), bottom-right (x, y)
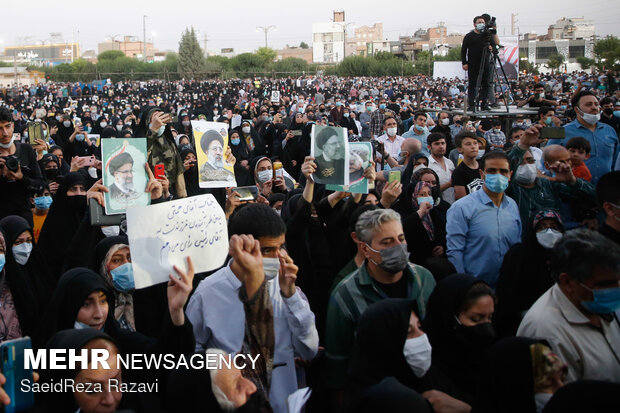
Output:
top-left (326, 142), bottom-right (372, 194)
top-left (101, 137), bottom-right (150, 215)
top-left (192, 120), bottom-right (237, 188)
top-left (310, 124), bottom-right (349, 186)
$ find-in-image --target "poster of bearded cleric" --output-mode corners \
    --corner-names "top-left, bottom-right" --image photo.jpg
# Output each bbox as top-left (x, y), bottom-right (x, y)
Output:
top-left (310, 125), bottom-right (350, 186)
top-left (101, 138), bottom-right (150, 215)
top-left (192, 120), bottom-right (237, 188)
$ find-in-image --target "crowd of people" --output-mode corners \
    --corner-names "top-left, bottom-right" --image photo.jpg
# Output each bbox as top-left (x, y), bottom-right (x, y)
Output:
top-left (0, 68), bottom-right (618, 413)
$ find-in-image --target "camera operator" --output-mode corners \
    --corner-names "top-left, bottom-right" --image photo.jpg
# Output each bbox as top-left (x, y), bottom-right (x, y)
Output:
top-left (0, 106), bottom-right (43, 226)
top-left (461, 15), bottom-right (500, 111)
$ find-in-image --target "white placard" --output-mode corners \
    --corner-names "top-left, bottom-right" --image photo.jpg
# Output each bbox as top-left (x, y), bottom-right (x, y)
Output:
top-left (271, 90), bottom-right (280, 103)
top-left (126, 194), bottom-right (228, 289)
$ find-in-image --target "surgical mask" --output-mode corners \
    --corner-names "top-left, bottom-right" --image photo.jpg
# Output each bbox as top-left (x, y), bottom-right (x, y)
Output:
top-left (536, 228), bottom-right (562, 249)
top-left (579, 283), bottom-right (620, 314)
top-left (230, 137), bottom-right (240, 146)
top-left (43, 130), bottom-right (49, 138)
top-left (343, 112), bottom-right (350, 118)
top-left (578, 107), bottom-right (600, 125)
top-left (415, 125), bottom-right (425, 132)
top-left (387, 127), bottom-right (397, 136)
top-left (23, 132), bottom-right (28, 139)
top-left (544, 117), bottom-right (553, 126)
top-left (182, 120), bottom-right (190, 126)
top-left (476, 149), bottom-right (485, 159)
top-left (476, 23), bottom-right (486, 31)
top-left (0, 254), bottom-right (5, 272)
top-left (396, 152), bottom-right (407, 164)
top-left (75, 134), bottom-right (85, 142)
top-left (213, 110), bottom-right (219, 115)
top-left (614, 110), bottom-right (620, 118)
top-left (150, 123), bottom-right (165, 136)
top-left (116, 125), bottom-right (123, 131)
top-left (417, 196), bottom-right (434, 207)
top-left (242, 126), bottom-right (251, 134)
top-left (100, 122), bottom-right (107, 128)
top-left (366, 106), bottom-right (373, 112)
top-left (379, 104), bottom-right (386, 110)
top-left (262, 257), bottom-right (280, 281)
top-left (110, 262), bottom-right (135, 293)
top-left (88, 167), bottom-right (98, 179)
top-left (534, 393), bottom-right (553, 413)
top-left (63, 121), bottom-right (71, 127)
top-left (403, 333), bottom-right (432, 378)
top-left (515, 163), bottom-right (537, 185)
top-left (484, 173), bottom-right (509, 193)
top-left (366, 243), bottom-right (410, 274)
top-left (101, 225), bottom-right (120, 237)
top-left (12, 242), bottom-right (33, 266)
top-left (74, 320), bottom-right (92, 330)
top-left (257, 169), bottom-right (272, 183)
top-left (34, 196), bottom-right (53, 210)
top-left (441, 118), bottom-right (449, 126)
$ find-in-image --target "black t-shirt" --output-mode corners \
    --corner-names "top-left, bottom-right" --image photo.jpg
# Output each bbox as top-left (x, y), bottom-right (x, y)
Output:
top-left (375, 271), bottom-right (409, 299)
top-left (452, 162), bottom-right (483, 195)
top-left (461, 31), bottom-right (486, 71)
top-left (527, 94), bottom-right (556, 108)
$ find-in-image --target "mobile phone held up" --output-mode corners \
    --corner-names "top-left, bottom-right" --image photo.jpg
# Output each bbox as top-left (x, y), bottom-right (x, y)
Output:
top-left (154, 164), bottom-right (165, 179)
top-left (1, 337), bottom-right (35, 413)
top-left (539, 127), bottom-right (565, 140)
top-left (388, 170), bottom-right (401, 184)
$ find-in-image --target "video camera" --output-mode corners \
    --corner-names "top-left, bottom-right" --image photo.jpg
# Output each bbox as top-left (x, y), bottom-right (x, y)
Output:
top-left (481, 14), bottom-right (497, 36)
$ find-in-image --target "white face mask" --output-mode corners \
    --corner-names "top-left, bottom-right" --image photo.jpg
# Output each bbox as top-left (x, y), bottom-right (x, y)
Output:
top-left (100, 122), bottom-right (108, 128)
top-left (116, 125), bottom-right (123, 131)
top-left (242, 126), bottom-right (251, 134)
top-left (536, 228), bottom-right (563, 249)
top-left (403, 333), bottom-right (432, 377)
top-left (534, 392), bottom-right (553, 413)
top-left (88, 167), bottom-right (98, 179)
top-left (101, 225), bottom-right (121, 237)
top-left (476, 149), bottom-right (485, 159)
top-left (515, 162), bottom-right (537, 184)
top-left (63, 121), bottom-right (71, 127)
top-left (387, 127), bottom-right (397, 136)
top-left (12, 242), bottom-right (33, 266)
top-left (441, 118), bottom-right (450, 126)
top-left (257, 169), bottom-right (272, 183)
top-left (578, 107), bottom-right (600, 125)
top-left (74, 320), bottom-right (91, 330)
top-left (262, 257), bottom-right (280, 280)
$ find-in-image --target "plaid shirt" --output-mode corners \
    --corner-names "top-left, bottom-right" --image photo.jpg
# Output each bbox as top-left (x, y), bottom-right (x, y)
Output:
top-left (484, 129), bottom-right (506, 147)
top-left (369, 108), bottom-right (400, 138)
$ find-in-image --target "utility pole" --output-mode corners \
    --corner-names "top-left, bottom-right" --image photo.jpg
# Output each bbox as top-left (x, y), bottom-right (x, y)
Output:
top-left (256, 25), bottom-right (276, 48)
top-left (511, 13), bottom-right (518, 36)
top-left (143, 15), bottom-right (147, 62)
top-left (202, 34), bottom-right (208, 57)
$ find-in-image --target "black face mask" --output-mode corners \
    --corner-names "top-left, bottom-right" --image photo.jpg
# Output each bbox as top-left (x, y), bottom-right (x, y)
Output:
top-left (454, 321), bottom-right (496, 348)
top-left (603, 108), bottom-right (614, 116)
top-left (45, 168), bottom-right (59, 180)
top-left (66, 195), bottom-right (87, 210)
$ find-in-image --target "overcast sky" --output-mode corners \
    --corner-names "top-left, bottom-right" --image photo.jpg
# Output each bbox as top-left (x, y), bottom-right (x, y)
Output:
top-left (1, 0), bottom-right (618, 55)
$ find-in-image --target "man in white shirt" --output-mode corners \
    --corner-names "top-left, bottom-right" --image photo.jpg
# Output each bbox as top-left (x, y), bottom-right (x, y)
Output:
top-left (186, 203), bottom-right (319, 413)
top-left (427, 132), bottom-right (455, 204)
top-left (376, 116), bottom-right (404, 160)
top-left (517, 229), bottom-right (620, 383)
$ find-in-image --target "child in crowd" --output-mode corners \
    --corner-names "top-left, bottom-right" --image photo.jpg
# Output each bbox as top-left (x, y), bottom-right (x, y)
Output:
top-left (566, 137), bottom-right (592, 182)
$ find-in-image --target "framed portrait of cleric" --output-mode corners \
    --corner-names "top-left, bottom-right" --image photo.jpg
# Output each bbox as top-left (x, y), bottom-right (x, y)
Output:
top-left (310, 124), bottom-right (349, 186)
top-left (191, 120), bottom-right (237, 188)
top-left (101, 138), bottom-right (150, 215)
top-left (326, 141), bottom-right (372, 194)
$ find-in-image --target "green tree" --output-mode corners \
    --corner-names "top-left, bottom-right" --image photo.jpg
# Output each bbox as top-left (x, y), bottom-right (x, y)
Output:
top-left (256, 47), bottom-right (277, 67)
top-left (577, 56), bottom-right (595, 70)
top-left (546, 53), bottom-right (565, 73)
top-left (273, 57), bottom-right (308, 74)
top-left (228, 53), bottom-right (264, 75)
top-left (299, 42), bottom-right (309, 49)
top-left (594, 35), bottom-right (620, 69)
top-left (178, 27), bottom-right (206, 79)
top-left (97, 50), bottom-right (126, 61)
top-left (413, 51), bottom-right (432, 75)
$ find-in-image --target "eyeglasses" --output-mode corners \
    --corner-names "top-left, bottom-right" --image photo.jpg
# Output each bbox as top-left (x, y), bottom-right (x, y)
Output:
top-left (116, 169), bottom-right (134, 175)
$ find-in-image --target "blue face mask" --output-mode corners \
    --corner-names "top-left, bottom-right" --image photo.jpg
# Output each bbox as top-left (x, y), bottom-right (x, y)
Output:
top-left (336, 102), bottom-right (342, 107)
top-left (34, 196), bottom-right (53, 210)
top-left (230, 137), bottom-right (240, 146)
top-left (75, 134), bottom-right (85, 142)
top-left (417, 196), bottom-right (434, 206)
top-left (415, 124), bottom-right (425, 132)
top-left (614, 110), bottom-right (620, 118)
top-left (544, 117), bottom-right (553, 126)
top-left (379, 104), bottom-right (386, 110)
top-left (85, 126), bottom-right (92, 133)
top-left (484, 173), bottom-right (509, 193)
top-left (110, 263), bottom-right (135, 293)
top-left (476, 23), bottom-right (486, 31)
top-left (0, 254), bottom-right (5, 272)
top-left (580, 283), bottom-right (620, 314)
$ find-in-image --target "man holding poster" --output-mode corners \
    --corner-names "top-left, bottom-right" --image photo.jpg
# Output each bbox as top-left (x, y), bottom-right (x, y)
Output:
top-left (311, 125), bottom-right (349, 186)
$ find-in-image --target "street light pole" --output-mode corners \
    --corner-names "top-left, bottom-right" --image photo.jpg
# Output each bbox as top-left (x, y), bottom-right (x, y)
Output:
top-left (256, 25), bottom-right (276, 48)
top-left (143, 15), bottom-right (147, 62)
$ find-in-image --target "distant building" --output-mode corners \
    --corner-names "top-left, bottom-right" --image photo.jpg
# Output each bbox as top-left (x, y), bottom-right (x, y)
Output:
top-left (312, 10), bottom-right (348, 63)
top-left (276, 47), bottom-right (313, 64)
top-left (347, 23), bottom-right (384, 56)
top-left (98, 36), bottom-right (155, 60)
top-left (545, 18), bottom-right (595, 40)
top-left (0, 67), bottom-right (45, 87)
top-left (399, 23), bottom-right (463, 60)
top-left (3, 43), bottom-right (80, 66)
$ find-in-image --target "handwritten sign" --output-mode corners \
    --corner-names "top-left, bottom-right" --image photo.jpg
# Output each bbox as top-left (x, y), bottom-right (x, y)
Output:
top-left (126, 194), bottom-right (228, 289)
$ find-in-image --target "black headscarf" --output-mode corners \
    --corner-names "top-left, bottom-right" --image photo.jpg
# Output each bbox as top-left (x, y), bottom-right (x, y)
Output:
top-left (0, 216), bottom-right (54, 340)
top-left (90, 235), bottom-right (129, 274)
top-left (422, 274), bottom-right (495, 403)
top-left (37, 172), bottom-right (88, 280)
top-left (179, 147), bottom-right (200, 197)
top-left (348, 299), bottom-right (419, 389)
top-left (542, 381), bottom-right (620, 413)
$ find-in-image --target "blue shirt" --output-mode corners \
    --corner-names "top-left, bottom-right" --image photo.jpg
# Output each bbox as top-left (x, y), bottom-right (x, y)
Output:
top-left (550, 120), bottom-right (619, 184)
top-left (403, 126), bottom-right (430, 155)
top-left (446, 188), bottom-right (522, 288)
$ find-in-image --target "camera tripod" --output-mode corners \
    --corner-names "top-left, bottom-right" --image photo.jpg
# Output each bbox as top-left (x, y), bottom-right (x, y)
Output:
top-left (472, 42), bottom-right (514, 113)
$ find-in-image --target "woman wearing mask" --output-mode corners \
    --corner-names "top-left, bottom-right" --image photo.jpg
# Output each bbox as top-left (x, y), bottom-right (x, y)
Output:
top-left (0, 216), bottom-right (53, 344)
top-left (338, 108), bottom-right (360, 136)
top-left (250, 156), bottom-right (292, 197)
top-left (229, 130), bottom-right (253, 186)
top-left (37, 172), bottom-right (89, 280)
top-left (422, 274), bottom-right (497, 408)
top-left (494, 211), bottom-right (564, 338)
top-left (38, 153), bottom-right (61, 195)
top-left (31, 184), bottom-right (53, 243)
top-left (236, 120), bottom-right (265, 158)
top-left (176, 113), bottom-right (193, 140)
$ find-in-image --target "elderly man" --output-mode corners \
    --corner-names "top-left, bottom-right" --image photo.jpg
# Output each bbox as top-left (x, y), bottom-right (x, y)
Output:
top-left (200, 130), bottom-right (234, 182)
top-left (517, 229), bottom-right (620, 383)
top-left (325, 208), bottom-right (435, 392)
top-left (108, 152), bottom-right (140, 201)
top-left (313, 126), bottom-right (345, 184)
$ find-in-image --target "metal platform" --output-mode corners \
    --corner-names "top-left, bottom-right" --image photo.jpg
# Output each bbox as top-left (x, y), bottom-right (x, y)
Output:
top-left (423, 106), bottom-right (539, 119)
